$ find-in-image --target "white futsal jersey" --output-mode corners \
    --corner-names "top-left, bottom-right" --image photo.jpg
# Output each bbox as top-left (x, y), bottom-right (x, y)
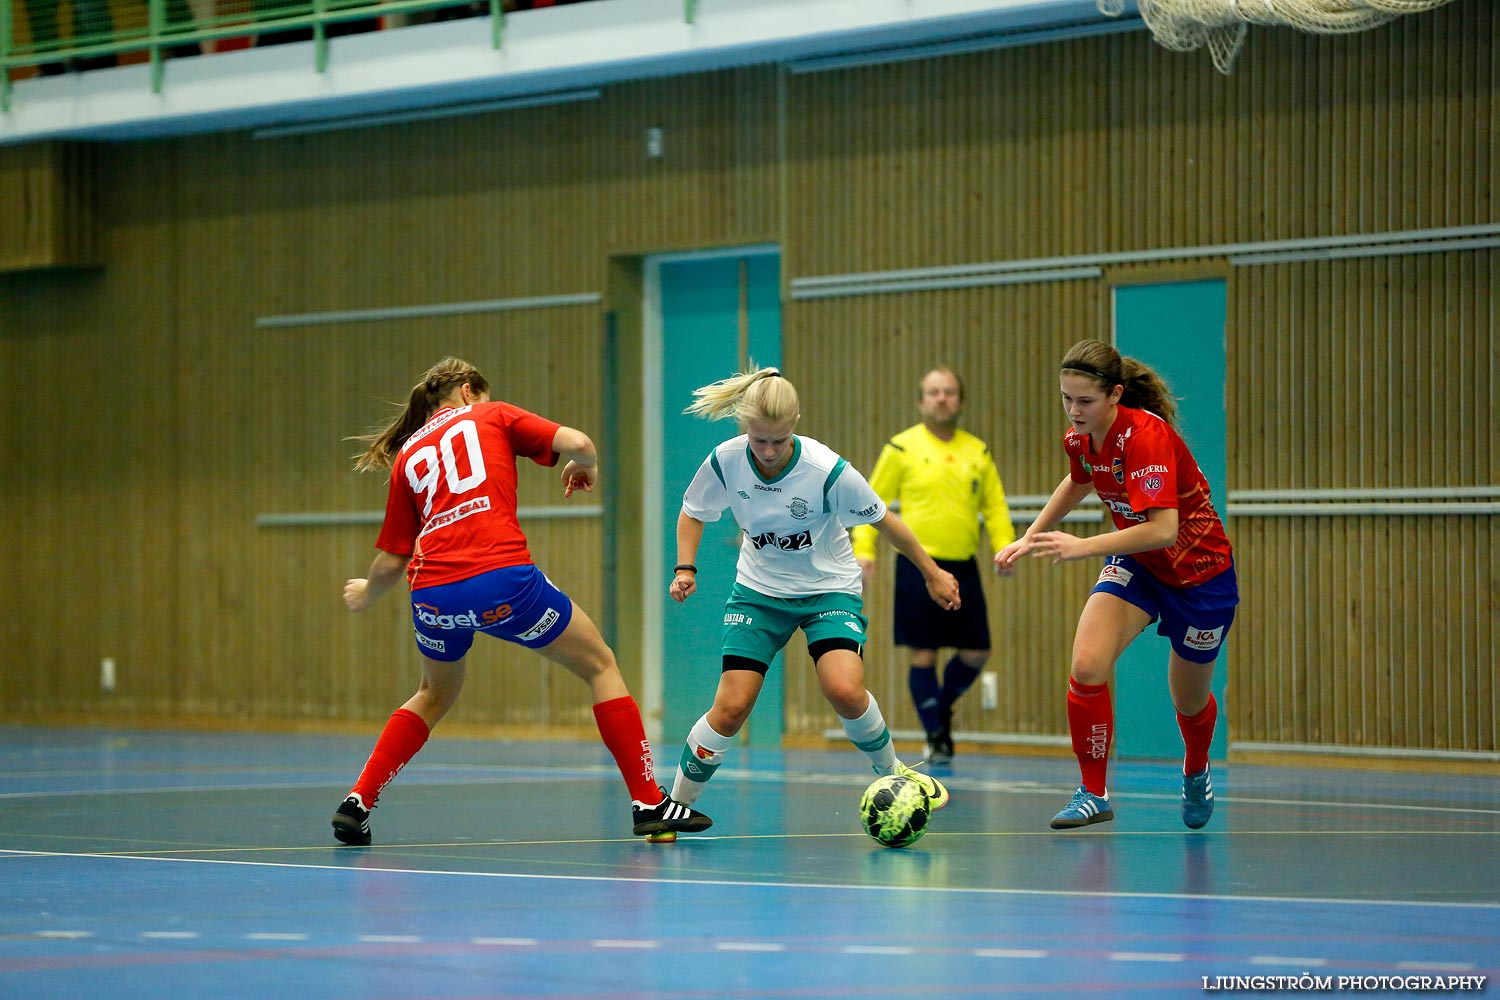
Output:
top-left (681, 435), bottom-right (887, 598)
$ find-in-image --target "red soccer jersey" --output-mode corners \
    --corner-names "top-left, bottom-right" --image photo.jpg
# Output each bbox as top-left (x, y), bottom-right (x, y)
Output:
top-left (375, 400), bottom-right (561, 589)
top-left (1064, 405), bottom-right (1233, 587)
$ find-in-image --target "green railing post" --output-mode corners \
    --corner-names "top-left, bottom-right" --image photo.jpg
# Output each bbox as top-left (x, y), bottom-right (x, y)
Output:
top-left (490, 0), bottom-right (503, 50)
top-left (313, 0), bottom-right (329, 72)
top-left (685, 0), bottom-right (696, 25)
top-left (1, 0), bottom-right (13, 112)
top-left (149, 0), bottom-right (166, 93)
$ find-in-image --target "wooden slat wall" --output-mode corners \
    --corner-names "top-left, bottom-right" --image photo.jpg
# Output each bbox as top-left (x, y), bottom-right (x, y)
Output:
top-left (0, 142), bottom-right (99, 270)
top-left (0, 7), bottom-right (1494, 754)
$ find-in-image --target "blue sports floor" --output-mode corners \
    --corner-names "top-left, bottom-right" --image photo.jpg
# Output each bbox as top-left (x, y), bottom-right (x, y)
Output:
top-left (1, 724), bottom-right (1496, 999)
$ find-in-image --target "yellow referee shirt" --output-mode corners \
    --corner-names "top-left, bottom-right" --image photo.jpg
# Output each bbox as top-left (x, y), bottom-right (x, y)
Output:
top-left (850, 424), bottom-right (1014, 563)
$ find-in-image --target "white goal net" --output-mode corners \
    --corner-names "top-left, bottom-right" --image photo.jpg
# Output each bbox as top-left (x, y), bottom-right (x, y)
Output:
top-left (1097, 0), bottom-right (1461, 73)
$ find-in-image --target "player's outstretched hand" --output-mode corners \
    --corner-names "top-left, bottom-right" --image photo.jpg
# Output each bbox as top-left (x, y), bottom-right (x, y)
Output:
top-left (994, 537), bottom-right (1034, 575)
top-left (925, 570), bottom-right (961, 611)
top-left (1026, 530), bottom-right (1086, 564)
top-left (562, 461), bottom-right (596, 498)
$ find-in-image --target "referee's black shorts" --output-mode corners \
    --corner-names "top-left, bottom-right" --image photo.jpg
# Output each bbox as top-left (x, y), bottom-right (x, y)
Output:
top-left (891, 554), bottom-right (991, 652)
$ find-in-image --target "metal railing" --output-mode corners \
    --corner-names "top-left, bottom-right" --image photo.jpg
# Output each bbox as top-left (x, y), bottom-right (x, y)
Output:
top-left (1, 1), bottom-right (696, 113)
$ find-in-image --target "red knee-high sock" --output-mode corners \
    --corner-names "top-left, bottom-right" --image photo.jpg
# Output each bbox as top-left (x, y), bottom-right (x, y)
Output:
top-left (593, 696), bottom-right (662, 804)
top-left (350, 708), bottom-right (430, 805)
top-left (1177, 693), bottom-right (1217, 776)
top-left (1067, 679), bottom-right (1112, 796)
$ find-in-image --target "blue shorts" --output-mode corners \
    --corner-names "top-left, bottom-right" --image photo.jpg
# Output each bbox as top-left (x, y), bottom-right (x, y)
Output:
top-left (1090, 555), bottom-right (1238, 664)
top-left (409, 564), bottom-right (574, 662)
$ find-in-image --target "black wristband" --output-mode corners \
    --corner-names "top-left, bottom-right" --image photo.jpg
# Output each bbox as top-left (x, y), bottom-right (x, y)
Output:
top-left (673, 563), bottom-right (698, 574)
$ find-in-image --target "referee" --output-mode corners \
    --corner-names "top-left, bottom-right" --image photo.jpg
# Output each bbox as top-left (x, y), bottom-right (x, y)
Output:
top-left (853, 367), bottom-right (1015, 764)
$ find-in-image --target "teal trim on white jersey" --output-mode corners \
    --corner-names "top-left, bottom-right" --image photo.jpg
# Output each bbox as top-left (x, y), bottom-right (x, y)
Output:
top-left (681, 435), bottom-right (885, 598)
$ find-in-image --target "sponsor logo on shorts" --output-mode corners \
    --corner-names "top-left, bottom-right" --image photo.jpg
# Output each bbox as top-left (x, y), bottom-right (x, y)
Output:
top-left (414, 601), bottom-right (514, 630)
top-left (517, 607), bottom-right (561, 642)
top-left (415, 632), bottom-right (446, 653)
top-left (724, 612), bottom-right (753, 626)
top-left (1183, 625), bottom-right (1225, 651)
top-left (1097, 561), bottom-right (1134, 587)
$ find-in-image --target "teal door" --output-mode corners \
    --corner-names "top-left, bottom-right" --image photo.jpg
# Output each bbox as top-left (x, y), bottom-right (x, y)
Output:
top-left (654, 250), bottom-right (782, 748)
top-left (1112, 279), bottom-right (1230, 762)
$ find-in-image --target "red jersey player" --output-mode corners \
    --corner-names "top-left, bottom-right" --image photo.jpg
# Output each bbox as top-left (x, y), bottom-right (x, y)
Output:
top-left (332, 357), bottom-right (710, 845)
top-left (995, 340), bottom-right (1238, 831)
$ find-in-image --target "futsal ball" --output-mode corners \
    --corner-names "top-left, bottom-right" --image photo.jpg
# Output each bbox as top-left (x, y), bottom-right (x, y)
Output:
top-left (859, 774), bottom-right (931, 848)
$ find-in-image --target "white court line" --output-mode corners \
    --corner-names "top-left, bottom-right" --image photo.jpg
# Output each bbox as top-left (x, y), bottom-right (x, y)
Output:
top-left (974, 948), bottom-right (1047, 959)
top-left (2, 767), bottom-right (1494, 816)
top-left (3, 848), bottom-right (1498, 911)
top-left (592, 940), bottom-right (658, 949)
top-left (472, 937), bottom-right (537, 946)
top-left (716, 942), bottom-right (787, 952)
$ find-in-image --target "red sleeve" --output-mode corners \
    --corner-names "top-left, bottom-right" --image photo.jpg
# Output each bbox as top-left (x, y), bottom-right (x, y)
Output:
top-left (495, 402), bottom-right (562, 467)
top-left (1123, 422), bottom-right (1179, 512)
top-left (374, 464), bottom-right (420, 556)
top-left (1064, 430), bottom-right (1091, 484)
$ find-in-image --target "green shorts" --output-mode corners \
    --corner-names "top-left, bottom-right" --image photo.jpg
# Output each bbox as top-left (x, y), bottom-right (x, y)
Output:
top-left (720, 583), bottom-right (868, 666)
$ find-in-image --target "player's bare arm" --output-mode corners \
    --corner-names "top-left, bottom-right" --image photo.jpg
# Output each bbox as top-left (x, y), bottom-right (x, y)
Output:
top-left (873, 511), bottom-right (961, 610)
top-left (995, 476), bottom-right (1093, 573)
top-left (553, 425), bottom-right (598, 498)
top-left (670, 512), bottom-right (706, 603)
top-left (1028, 506), bottom-right (1179, 564)
top-left (344, 549), bottom-right (411, 612)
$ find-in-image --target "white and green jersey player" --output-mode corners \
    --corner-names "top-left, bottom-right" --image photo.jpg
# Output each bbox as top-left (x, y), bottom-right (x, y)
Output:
top-left (667, 367), bottom-right (962, 822)
top-left (685, 433), bottom-right (880, 599)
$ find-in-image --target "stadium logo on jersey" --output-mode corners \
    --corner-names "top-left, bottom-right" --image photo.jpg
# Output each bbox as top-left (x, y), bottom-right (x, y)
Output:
top-left (754, 483), bottom-right (783, 493)
top-left (517, 607), bottom-right (561, 642)
top-left (1111, 457), bottom-right (1125, 484)
top-left (414, 632), bottom-right (446, 654)
top-left (1184, 625), bottom-right (1225, 651)
top-left (787, 497), bottom-right (810, 519)
top-left (1097, 561), bottom-right (1134, 587)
